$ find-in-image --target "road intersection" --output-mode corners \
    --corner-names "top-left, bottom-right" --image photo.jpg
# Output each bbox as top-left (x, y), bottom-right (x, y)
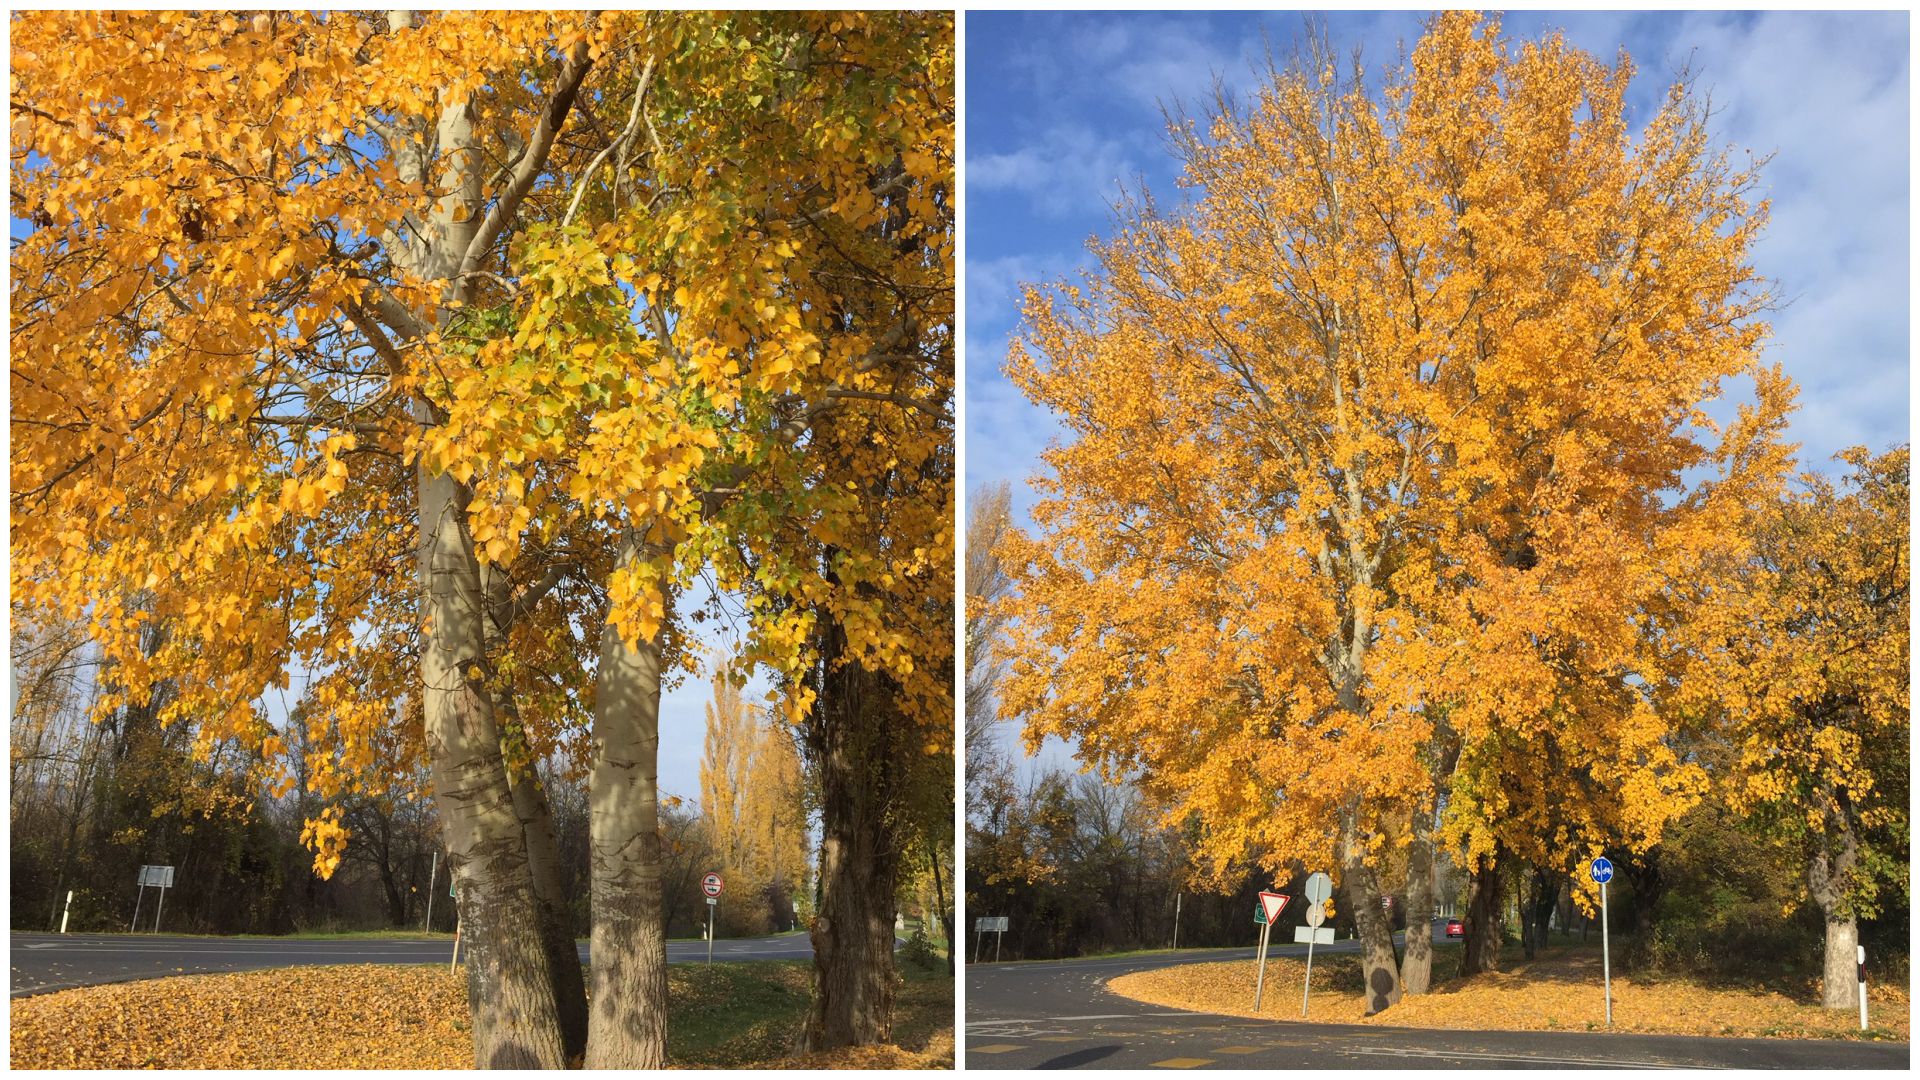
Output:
top-left (964, 929), bottom-right (1910, 1070)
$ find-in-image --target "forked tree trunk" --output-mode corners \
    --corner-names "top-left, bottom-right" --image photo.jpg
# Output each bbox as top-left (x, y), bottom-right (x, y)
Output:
top-left (1400, 800), bottom-right (1436, 995)
top-left (585, 547), bottom-right (668, 1068)
top-left (419, 465), bottom-right (570, 1068)
top-left (800, 662), bottom-right (902, 1051)
top-left (1460, 849), bottom-right (1506, 976)
top-left (1337, 804), bottom-right (1401, 1014)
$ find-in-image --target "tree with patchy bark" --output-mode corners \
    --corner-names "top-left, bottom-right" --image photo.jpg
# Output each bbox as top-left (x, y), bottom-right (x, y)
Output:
top-left (998, 12), bottom-right (1788, 1012)
top-left (13, 8), bottom-right (951, 1066)
top-left (1671, 447), bottom-right (1909, 1008)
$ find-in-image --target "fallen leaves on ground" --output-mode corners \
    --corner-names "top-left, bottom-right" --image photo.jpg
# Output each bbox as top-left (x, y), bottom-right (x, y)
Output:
top-left (11, 965), bottom-right (472, 1069)
top-left (1108, 948), bottom-right (1909, 1042)
top-left (11, 962), bottom-right (955, 1069)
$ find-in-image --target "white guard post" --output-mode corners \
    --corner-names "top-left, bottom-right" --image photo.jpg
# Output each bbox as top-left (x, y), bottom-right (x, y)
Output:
top-left (1850, 941), bottom-right (1866, 1022)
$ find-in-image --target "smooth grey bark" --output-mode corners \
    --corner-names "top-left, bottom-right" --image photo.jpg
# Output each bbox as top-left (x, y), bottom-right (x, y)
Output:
top-left (584, 538), bottom-right (668, 1068)
top-left (375, 13), bottom-right (594, 1067)
top-left (1809, 816), bottom-right (1863, 1009)
top-left (419, 466), bottom-right (571, 1068)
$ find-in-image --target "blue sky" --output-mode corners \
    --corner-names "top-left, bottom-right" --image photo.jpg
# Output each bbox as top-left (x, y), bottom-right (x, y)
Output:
top-left (966, 10), bottom-right (1911, 773)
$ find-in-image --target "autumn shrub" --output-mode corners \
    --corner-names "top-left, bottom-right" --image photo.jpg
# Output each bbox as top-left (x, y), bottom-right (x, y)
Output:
top-left (900, 924), bottom-right (939, 971)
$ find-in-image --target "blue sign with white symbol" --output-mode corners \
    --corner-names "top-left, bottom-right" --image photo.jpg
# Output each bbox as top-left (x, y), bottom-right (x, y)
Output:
top-left (1590, 856), bottom-right (1614, 884)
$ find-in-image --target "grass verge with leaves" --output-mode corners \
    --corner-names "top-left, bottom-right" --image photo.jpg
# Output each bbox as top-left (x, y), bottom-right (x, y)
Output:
top-left (1108, 945), bottom-right (1908, 1042)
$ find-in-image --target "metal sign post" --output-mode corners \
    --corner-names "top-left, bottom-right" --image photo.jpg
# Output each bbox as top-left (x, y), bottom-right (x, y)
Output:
top-left (1171, 892), bottom-right (1182, 951)
top-left (703, 872), bottom-right (724, 965)
top-left (133, 865), bottom-right (175, 933)
top-left (1301, 872), bottom-right (1333, 1018)
top-left (449, 878), bottom-right (460, 972)
top-left (1252, 910), bottom-right (1273, 1012)
top-left (1591, 857), bottom-right (1614, 1027)
top-left (1251, 891), bottom-right (1289, 1013)
top-left (972, 917), bottom-right (1008, 962)
top-left (423, 851), bottom-right (438, 933)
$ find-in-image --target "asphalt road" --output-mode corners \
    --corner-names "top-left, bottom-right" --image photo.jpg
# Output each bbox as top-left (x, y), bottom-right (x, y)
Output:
top-left (10, 930), bottom-right (815, 998)
top-left (965, 928), bottom-right (1911, 1070)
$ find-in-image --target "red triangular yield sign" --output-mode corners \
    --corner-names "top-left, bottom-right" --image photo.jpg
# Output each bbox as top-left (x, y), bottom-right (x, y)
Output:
top-left (1260, 890), bottom-right (1289, 922)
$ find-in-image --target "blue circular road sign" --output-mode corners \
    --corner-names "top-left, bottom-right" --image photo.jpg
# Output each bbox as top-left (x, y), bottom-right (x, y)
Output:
top-left (1590, 856), bottom-right (1614, 884)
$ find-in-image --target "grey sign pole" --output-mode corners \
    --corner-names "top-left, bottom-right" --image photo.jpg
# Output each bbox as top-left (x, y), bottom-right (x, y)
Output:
top-left (153, 882), bottom-right (167, 933)
top-left (707, 898), bottom-right (716, 967)
top-left (423, 851), bottom-right (438, 933)
top-left (1171, 892), bottom-right (1182, 951)
top-left (1591, 856), bottom-right (1614, 1027)
top-left (131, 882), bottom-right (146, 933)
top-left (1601, 879), bottom-right (1611, 1026)
top-left (1301, 871), bottom-right (1332, 1018)
top-left (1252, 915), bottom-right (1272, 1012)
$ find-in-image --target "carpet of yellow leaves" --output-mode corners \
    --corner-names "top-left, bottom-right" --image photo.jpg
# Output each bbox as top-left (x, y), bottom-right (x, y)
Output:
top-left (10, 962), bottom-right (954, 1069)
top-left (1109, 950), bottom-right (1909, 1042)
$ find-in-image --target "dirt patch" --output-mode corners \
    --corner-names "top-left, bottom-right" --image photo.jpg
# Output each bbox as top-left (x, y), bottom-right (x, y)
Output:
top-left (1108, 949), bottom-right (1908, 1042)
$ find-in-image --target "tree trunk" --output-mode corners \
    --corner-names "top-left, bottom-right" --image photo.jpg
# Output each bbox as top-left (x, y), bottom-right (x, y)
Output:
top-left (419, 464), bottom-right (570, 1069)
top-left (1521, 867), bottom-right (1559, 961)
top-left (929, 840), bottom-right (955, 976)
top-left (1337, 804), bottom-right (1401, 1014)
top-left (1400, 800), bottom-right (1435, 995)
top-left (507, 766), bottom-right (590, 1063)
top-left (800, 664), bottom-right (901, 1051)
top-left (1810, 823), bottom-right (1862, 1010)
top-left (1460, 849), bottom-right (1505, 976)
top-left (584, 551), bottom-right (668, 1068)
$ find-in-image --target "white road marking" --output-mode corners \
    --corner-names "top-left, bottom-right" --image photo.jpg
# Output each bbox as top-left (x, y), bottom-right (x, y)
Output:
top-left (1343, 1045), bottom-right (1723, 1069)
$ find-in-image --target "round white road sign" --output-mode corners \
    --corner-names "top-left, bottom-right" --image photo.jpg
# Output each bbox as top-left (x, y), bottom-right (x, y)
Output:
top-left (702, 872), bottom-right (724, 897)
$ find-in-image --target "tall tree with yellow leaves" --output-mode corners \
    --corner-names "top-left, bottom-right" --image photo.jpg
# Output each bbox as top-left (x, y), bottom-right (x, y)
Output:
top-left (699, 669), bottom-right (809, 931)
top-left (13, 9), bottom-right (950, 1066)
top-left (999, 13), bottom-right (1790, 1012)
top-left (1669, 447), bottom-right (1909, 1008)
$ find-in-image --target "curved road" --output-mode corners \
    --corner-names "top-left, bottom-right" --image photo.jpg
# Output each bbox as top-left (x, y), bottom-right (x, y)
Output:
top-left (10, 930), bottom-right (815, 998)
top-left (965, 929), bottom-right (1910, 1070)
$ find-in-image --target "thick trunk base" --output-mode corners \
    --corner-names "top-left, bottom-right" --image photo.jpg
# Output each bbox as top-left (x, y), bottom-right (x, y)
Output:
top-left (1821, 914), bottom-right (1860, 1010)
top-left (1460, 853), bottom-right (1505, 977)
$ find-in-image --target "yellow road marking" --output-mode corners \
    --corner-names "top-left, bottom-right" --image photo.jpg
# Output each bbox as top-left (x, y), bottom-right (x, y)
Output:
top-left (1214, 1046), bottom-right (1263, 1054)
top-left (1150, 1058), bottom-right (1217, 1069)
top-left (969, 1044), bottom-right (1026, 1054)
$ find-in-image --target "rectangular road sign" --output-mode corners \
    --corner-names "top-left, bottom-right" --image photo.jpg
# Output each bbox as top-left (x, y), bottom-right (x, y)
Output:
top-left (1294, 926), bottom-right (1335, 945)
top-left (137, 865), bottom-right (175, 888)
top-left (975, 916), bottom-right (1009, 932)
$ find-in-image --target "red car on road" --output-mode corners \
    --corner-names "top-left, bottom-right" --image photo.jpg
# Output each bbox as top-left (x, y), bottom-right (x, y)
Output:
top-left (1445, 918), bottom-right (1465, 938)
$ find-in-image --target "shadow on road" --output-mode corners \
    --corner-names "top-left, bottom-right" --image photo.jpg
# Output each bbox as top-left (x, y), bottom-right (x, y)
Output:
top-left (1035, 1044), bottom-right (1121, 1070)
